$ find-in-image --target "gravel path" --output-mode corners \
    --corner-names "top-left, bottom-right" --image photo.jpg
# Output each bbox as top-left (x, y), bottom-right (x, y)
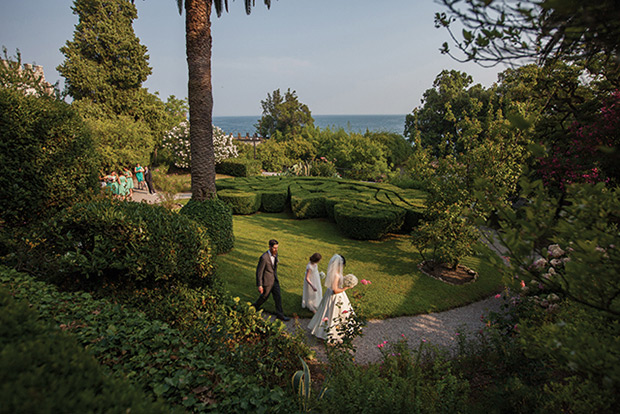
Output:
top-left (266, 295), bottom-right (505, 365)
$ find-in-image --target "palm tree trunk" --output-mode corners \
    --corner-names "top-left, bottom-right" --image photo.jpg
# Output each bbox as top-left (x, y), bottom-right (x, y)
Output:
top-left (185, 0), bottom-right (216, 200)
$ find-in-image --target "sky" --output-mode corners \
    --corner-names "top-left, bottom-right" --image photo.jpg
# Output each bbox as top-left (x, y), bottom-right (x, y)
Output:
top-left (1, 0), bottom-right (506, 116)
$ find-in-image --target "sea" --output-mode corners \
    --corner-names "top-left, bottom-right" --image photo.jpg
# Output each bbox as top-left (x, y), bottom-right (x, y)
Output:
top-left (212, 114), bottom-right (408, 137)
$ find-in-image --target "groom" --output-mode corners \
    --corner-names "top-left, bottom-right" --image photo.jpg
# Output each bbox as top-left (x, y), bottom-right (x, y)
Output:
top-left (252, 239), bottom-right (290, 321)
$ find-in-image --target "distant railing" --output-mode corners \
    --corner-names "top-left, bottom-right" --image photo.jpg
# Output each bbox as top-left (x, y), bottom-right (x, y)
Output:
top-left (232, 133), bottom-right (264, 144)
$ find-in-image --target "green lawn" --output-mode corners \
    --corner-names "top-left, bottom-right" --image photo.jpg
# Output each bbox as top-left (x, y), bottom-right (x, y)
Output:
top-left (215, 211), bottom-right (504, 319)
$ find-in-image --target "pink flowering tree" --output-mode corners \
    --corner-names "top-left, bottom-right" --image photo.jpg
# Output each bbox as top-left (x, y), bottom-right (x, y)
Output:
top-left (536, 91), bottom-right (620, 190)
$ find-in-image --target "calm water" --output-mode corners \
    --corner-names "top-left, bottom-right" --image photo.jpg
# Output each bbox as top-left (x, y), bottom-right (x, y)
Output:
top-left (213, 114), bottom-right (407, 137)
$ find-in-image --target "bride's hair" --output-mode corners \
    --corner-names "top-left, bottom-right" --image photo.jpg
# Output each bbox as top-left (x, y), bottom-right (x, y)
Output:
top-left (325, 254), bottom-right (345, 289)
top-left (340, 255), bottom-right (346, 266)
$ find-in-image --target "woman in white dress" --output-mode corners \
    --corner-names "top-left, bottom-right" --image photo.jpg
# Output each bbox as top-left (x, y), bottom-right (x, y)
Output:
top-left (307, 254), bottom-right (353, 341)
top-left (302, 252), bottom-right (323, 313)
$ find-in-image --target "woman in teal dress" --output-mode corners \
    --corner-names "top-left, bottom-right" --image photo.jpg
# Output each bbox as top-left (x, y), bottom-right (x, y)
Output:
top-left (124, 168), bottom-right (134, 196)
top-left (118, 173), bottom-right (129, 199)
top-left (106, 171), bottom-right (119, 197)
top-left (135, 163), bottom-right (145, 190)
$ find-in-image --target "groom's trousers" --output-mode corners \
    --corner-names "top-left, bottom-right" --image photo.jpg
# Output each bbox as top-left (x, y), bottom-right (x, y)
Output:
top-left (252, 278), bottom-right (284, 315)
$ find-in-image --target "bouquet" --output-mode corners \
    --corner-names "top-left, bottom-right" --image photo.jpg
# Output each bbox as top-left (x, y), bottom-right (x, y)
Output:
top-left (343, 273), bottom-right (358, 288)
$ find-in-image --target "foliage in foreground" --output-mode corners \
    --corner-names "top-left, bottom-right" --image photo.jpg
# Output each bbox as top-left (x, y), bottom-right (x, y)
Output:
top-left (0, 286), bottom-right (173, 414)
top-left (0, 268), bottom-right (302, 413)
top-left (8, 198), bottom-right (215, 290)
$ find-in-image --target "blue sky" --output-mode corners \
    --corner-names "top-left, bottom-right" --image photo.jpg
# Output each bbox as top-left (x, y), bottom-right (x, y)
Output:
top-left (1, 0), bottom-right (506, 116)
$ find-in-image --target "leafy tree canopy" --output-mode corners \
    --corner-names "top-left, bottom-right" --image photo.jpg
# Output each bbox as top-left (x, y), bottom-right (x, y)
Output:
top-left (436, 0), bottom-right (620, 86)
top-left (58, 0), bottom-right (151, 105)
top-left (256, 88), bottom-right (314, 139)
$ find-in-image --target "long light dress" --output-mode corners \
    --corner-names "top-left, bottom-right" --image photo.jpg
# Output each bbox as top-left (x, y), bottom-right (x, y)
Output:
top-left (307, 272), bottom-right (353, 341)
top-left (302, 262), bottom-right (323, 313)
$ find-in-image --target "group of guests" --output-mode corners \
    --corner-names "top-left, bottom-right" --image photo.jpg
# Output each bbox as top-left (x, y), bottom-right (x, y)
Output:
top-left (251, 239), bottom-right (355, 342)
top-left (100, 163), bottom-right (155, 199)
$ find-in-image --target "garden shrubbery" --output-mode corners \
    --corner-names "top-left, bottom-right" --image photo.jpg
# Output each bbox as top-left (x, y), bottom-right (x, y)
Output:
top-left (180, 197), bottom-right (234, 254)
top-left (11, 198), bottom-right (215, 290)
top-left (334, 203), bottom-right (406, 240)
top-left (0, 88), bottom-right (100, 226)
top-left (217, 189), bottom-right (261, 214)
top-left (0, 267), bottom-right (304, 413)
top-left (0, 285), bottom-right (173, 414)
top-left (215, 176), bottom-right (427, 240)
top-left (216, 158), bottom-right (262, 177)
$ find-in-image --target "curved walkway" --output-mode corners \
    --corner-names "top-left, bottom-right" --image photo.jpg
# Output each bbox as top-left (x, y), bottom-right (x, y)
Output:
top-left (266, 295), bottom-right (505, 365)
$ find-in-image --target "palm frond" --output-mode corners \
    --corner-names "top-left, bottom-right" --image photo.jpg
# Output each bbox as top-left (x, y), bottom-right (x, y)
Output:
top-left (176, 0), bottom-right (183, 15)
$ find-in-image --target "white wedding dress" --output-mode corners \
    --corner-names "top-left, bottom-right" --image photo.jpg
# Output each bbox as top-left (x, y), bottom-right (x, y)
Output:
top-left (307, 255), bottom-right (353, 341)
top-left (302, 262), bottom-right (323, 312)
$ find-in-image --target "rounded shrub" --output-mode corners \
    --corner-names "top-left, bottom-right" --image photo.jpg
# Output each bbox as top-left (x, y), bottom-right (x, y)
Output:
top-left (260, 190), bottom-right (289, 212)
top-left (180, 197), bottom-right (234, 254)
top-left (291, 193), bottom-right (326, 219)
top-left (217, 189), bottom-right (261, 215)
top-left (0, 88), bottom-right (100, 226)
top-left (334, 203), bottom-right (406, 240)
top-left (22, 199), bottom-right (215, 289)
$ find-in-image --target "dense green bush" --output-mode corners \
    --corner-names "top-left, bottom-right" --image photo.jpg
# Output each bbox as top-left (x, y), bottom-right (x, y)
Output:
top-left (14, 199), bottom-right (215, 290)
top-left (216, 158), bottom-right (262, 177)
top-left (217, 189), bottom-right (261, 215)
top-left (260, 189), bottom-right (289, 212)
top-left (0, 88), bottom-right (100, 226)
top-left (291, 193), bottom-right (327, 219)
top-left (0, 287), bottom-right (172, 414)
top-left (180, 197), bottom-right (234, 254)
top-left (0, 268), bottom-right (301, 413)
top-left (334, 203), bottom-right (406, 240)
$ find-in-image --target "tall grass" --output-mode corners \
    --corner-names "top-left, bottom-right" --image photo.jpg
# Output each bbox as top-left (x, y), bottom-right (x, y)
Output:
top-left (216, 212), bottom-right (503, 319)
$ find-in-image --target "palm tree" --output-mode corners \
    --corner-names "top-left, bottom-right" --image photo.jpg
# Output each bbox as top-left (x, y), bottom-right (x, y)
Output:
top-left (176, 0), bottom-right (271, 200)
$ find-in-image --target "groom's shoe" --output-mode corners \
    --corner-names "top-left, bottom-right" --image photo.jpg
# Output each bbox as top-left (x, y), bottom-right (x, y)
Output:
top-left (276, 313), bottom-right (290, 322)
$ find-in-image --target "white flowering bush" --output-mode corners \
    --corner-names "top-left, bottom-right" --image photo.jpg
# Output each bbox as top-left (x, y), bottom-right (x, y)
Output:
top-left (162, 122), bottom-right (238, 169)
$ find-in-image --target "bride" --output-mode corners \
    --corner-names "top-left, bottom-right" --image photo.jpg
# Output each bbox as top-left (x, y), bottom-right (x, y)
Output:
top-left (307, 254), bottom-right (353, 341)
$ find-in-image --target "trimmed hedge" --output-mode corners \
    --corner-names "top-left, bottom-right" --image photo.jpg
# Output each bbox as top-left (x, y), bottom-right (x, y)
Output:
top-left (0, 287), bottom-right (172, 414)
top-left (260, 190), bottom-right (289, 213)
top-left (216, 158), bottom-right (262, 177)
top-left (291, 193), bottom-right (327, 219)
top-left (334, 203), bottom-right (406, 240)
top-left (217, 189), bottom-right (261, 215)
top-left (213, 176), bottom-right (427, 240)
top-left (180, 198), bottom-right (234, 254)
top-left (16, 199), bottom-right (215, 290)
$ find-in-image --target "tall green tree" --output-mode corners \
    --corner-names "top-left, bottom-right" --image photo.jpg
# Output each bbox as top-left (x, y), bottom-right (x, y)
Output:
top-left (176, 0), bottom-right (271, 200)
top-left (58, 0), bottom-right (168, 169)
top-left (58, 0), bottom-right (151, 109)
top-left (404, 70), bottom-right (490, 157)
top-left (256, 88), bottom-right (314, 139)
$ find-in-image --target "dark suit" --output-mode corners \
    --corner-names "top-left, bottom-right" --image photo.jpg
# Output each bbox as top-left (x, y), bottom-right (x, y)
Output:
top-left (252, 250), bottom-right (284, 315)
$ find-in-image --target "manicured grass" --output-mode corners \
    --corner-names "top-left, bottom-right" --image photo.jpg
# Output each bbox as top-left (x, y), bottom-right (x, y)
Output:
top-left (215, 211), bottom-right (504, 319)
